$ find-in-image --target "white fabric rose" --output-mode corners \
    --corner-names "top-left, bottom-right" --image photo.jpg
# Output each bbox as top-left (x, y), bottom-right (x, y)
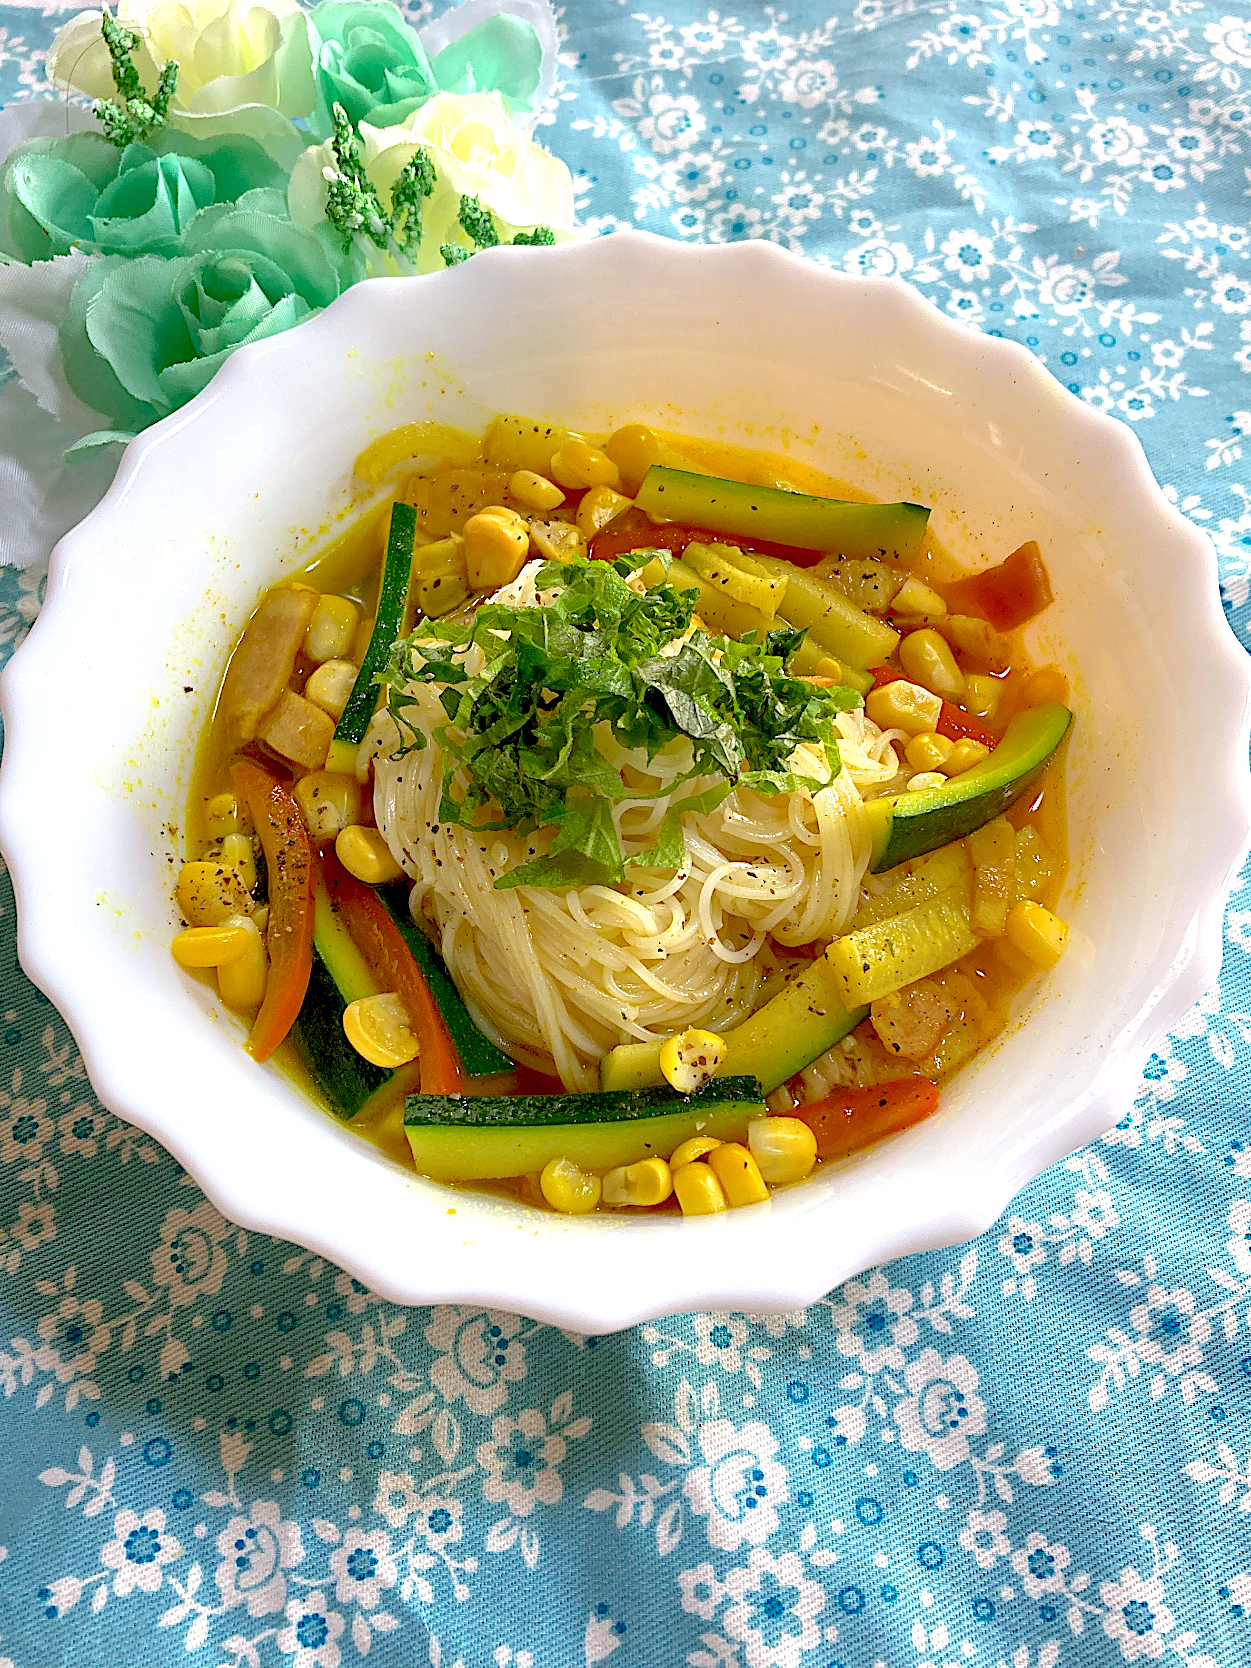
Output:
top-left (45, 1), bottom-right (316, 163)
top-left (288, 90), bottom-right (575, 275)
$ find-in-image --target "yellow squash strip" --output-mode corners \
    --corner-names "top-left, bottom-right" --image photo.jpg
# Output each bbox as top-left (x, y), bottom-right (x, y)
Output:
top-left (829, 885), bottom-right (980, 1009)
top-left (851, 841), bottom-right (972, 931)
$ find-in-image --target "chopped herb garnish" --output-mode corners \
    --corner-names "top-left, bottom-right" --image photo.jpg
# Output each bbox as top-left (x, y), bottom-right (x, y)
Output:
top-left (380, 555), bottom-right (862, 890)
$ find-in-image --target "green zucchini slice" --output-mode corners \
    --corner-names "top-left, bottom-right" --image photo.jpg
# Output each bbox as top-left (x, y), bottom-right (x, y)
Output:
top-left (866, 703), bottom-right (1073, 872)
top-left (634, 467), bottom-right (931, 564)
top-left (290, 876), bottom-right (390, 1119)
top-left (326, 501), bottom-right (417, 770)
top-left (403, 1078), bottom-right (766, 1181)
top-left (377, 887), bottom-right (514, 1077)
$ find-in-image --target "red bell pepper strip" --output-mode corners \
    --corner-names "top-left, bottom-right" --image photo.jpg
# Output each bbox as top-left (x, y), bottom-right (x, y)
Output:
top-left (588, 521), bottom-right (829, 569)
top-left (589, 524), bottom-right (691, 562)
top-left (943, 540), bottom-right (1054, 632)
top-left (230, 758), bottom-right (314, 1062)
top-left (793, 1076), bottom-right (941, 1163)
top-left (322, 852), bottom-right (465, 1095)
top-left (870, 667), bottom-right (1000, 749)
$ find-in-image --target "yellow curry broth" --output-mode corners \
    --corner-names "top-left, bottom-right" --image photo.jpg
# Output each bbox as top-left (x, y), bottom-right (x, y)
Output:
top-left (184, 422), bottom-right (1069, 1189)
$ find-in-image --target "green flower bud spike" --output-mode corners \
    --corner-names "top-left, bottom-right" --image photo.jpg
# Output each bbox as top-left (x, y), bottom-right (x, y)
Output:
top-left (440, 194), bottom-right (554, 267)
top-left (322, 102), bottom-right (436, 266)
top-left (94, 9), bottom-right (179, 148)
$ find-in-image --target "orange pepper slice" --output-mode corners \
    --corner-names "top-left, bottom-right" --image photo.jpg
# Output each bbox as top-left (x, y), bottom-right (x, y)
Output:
top-left (229, 758), bottom-right (314, 1062)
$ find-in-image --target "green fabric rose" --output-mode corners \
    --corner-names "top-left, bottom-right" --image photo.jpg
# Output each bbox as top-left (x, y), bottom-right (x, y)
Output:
top-left (59, 188), bottom-right (358, 439)
top-left (429, 15), bottom-right (545, 115)
top-left (0, 131), bottom-right (286, 263)
top-left (306, 3), bottom-right (546, 136)
top-left (308, 1), bottom-right (437, 134)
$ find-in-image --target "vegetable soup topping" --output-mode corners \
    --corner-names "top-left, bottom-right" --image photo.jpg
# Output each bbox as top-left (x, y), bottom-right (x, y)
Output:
top-left (175, 417), bottom-right (1073, 1215)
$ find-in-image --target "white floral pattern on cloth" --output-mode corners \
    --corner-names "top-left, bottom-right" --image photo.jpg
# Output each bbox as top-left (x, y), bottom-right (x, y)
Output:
top-left (4, 0), bottom-right (1251, 1664)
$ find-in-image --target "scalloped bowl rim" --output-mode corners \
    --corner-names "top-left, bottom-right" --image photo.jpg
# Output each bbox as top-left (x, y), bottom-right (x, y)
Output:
top-left (1, 230), bottom-right (1248, 1331)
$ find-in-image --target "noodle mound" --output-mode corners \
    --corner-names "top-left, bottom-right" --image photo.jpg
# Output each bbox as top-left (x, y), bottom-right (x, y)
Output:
top-left (370, 685), bottom-right (902, 1090)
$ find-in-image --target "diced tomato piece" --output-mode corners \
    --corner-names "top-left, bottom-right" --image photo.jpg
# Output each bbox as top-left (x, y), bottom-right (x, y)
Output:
top-left (935, 706), bottom-right (1000, 748)
top-left (870, 667), bottom-right (1001, 749)
top-left (230, 758), bottom-right (313, 1062)
top-left (793, 1076), bottom-right (940, 1163)
top-left (589, 524), bottom-right (691, 562)
top-left (943, 541), bottom-right (1054, 631)
top-left (323, 852), bottom-right (465, 1095)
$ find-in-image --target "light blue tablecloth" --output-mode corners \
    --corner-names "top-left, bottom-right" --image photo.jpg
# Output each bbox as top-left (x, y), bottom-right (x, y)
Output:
top-left (3, 3), bottom-right (1251, 1665)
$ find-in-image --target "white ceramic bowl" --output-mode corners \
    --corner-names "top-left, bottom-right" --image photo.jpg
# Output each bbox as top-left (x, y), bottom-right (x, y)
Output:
top-left (2, 231), bottom-right (1248, 1331)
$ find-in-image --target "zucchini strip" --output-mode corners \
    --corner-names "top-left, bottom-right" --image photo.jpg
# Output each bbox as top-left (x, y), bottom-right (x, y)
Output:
top-left (829, 885), bottom-right (980, 1008)
top-left (404, 1079), bottom-right (765, 1181)
top-left (635, 466), bottom-right (931, 563)
top-left (327, 500), bottom-right (417, 771)
top-left (601, 958), bottom-right (867, 1096)
top-left (377, 887), bottom-right (514, 1077)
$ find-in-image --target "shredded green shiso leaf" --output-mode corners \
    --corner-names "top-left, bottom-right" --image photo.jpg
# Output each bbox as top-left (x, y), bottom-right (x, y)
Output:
top-left (380, 554), bottom-right (862, 891)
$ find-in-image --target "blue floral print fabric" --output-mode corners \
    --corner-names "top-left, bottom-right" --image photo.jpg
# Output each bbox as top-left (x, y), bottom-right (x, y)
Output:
top-left (3, 2), bottom-right (1251, 1666)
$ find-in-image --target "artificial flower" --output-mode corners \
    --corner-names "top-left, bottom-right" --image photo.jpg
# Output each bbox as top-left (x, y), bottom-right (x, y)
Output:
top-left (46, 0), bottom-right (317, 163)
top-left (306, 0), bottom-right (436, 132)
top-left (59, 188), bottom-right (355, 440)
top-left (288, 90), bottom-right (575, 274)
top-left (0, 130), bottom-right (284, 261)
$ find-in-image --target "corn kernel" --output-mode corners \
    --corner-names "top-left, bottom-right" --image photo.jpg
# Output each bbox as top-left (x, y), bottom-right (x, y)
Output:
top-left (336, 824), bottom-right (403, 885)
top-left (508, 469), bottom-right (565, 512)
top-left (865, 679), bottom-right (943, 737)
top-left (904, 731), bottom-right (954, 773)
top-left (549, 438), bottom-right (620, 491)
top-left (205, 792), bottom-right (239, 840)
top-left (1006, 900), bottom-right (1069, 969)
top-left (343, 992), bottom-right (421, 1068)
top-left (672, 1161), bottom-right (728, 1216)
top-left (294, 771), bottom-right (361, 843)
top-left (603, 423), bottom-right (662, 495)
top-left (217, 914), bottom-right (268, 1010)
top-left (899, 628), bottom-right (966, 701)
top-left (669, 1134), bottom-right (724, 1169)
top-left (576, 485), bottom-right (632, 539)
top-left (994, 936), bottom-right (1038, 981)
top-left (463, 509), bottom-right (530, 590)
top-left (170, 923), bottom-right (251, 968)
top-left (176, 860), bottom-right (251, 926)
top-left (962, 673), bottom-right (1002, 723)
top-left (706, 1142), bottom-right (771, 1207)
top-left (304, 594), bottom-right (359, 664)
top-left (747, 1117), bottom-right (818, 1186)
top-left (220, 831), bottom-right (257, 895)
top-left (659, 1028), bottom-right (726, 1095)
top-left (539, 1155), bottom-right (602, 1215)
top-left (478, 503), bottom-right (527, 526)
top-left (601, 1156), bottom-right (674, 1208)
top-left (891, 575), bottom-right (947, 615)
top-left (305, 658), bottom-right (359, 721)
top-left (1020, 665), bottom-right (1069, 707)
top-left (941, 738), bottom-right (991, 777)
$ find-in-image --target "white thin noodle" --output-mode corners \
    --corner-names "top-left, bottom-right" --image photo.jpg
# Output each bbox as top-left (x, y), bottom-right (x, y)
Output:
top-left (370, 683), bottom-right (903, 1091)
